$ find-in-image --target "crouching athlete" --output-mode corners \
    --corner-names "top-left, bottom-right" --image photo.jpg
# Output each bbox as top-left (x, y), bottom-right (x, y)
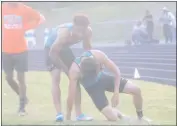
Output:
top-left (66, 50), bottom-right (147, 121)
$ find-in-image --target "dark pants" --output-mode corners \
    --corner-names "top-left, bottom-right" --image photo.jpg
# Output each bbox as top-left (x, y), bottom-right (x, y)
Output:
top-left (146, 23), bottom-right (154, 40)
top-left (2, 51), bottom-right (28, 74)
top-left (132, 32), bottom-right (149, 44)
top-left (45, 47), bottom-right (75, 71)
top-left (82, 72), bottom-right (128, 111)
top-left (173, 27), bottom-right (176, 42)
top-left (163, 24), bottom-right (173, 43)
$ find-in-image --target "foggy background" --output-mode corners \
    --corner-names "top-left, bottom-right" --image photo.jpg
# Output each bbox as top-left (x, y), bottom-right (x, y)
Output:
top-left (24, 2), bottom-right (176, 44)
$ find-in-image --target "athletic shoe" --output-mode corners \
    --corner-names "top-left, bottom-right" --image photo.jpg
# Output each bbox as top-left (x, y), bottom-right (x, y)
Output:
top-left (121, 115), bottom-right (130, 121)
top-left (18, 109), bottom-right (27, 116)
top-left (139, 117), bottom-right (152, 125)
top-left (56, 113), bottom-right (64, 122)
top-left (76, 114), bottom-right (93, 121)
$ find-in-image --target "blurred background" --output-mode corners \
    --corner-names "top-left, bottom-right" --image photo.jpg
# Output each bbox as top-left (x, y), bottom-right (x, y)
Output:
top-left (23, 2), bottom-right (176, 49)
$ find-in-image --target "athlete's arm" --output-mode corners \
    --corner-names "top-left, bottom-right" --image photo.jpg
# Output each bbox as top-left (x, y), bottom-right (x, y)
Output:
top-left (66, 63), bottom-right (80, 120)
top-left (49, 29), bottom-right (69, 74)
top-left (82, 27), bottom-right (92, 50)
top-left (99, 51), bottom-right (121, 93)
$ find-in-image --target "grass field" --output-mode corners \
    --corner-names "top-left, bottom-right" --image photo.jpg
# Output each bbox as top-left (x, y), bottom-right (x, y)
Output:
top-left (1, 72), bottom-right (176, 125)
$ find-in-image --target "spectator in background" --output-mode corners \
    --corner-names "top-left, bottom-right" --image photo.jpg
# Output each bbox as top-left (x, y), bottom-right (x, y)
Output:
top-left (173, 11), bottom-right (176, 42)
top-left (2, 2), bottom-right (45, 116)
top-left (143, 10), bottom-right (154, 41)
top-left (131, 21), bottom-right (149, 44)
top-left (159, 7), bottom-right (176, 43)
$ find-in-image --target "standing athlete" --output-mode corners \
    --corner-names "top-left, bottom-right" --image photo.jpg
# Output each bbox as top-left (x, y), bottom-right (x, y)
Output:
top-left (66, 50), bottom-right (149, 122)
top-left (45, 14), bottom-right (93, 121)
top-left (2, 2), bottom-right (44, 115)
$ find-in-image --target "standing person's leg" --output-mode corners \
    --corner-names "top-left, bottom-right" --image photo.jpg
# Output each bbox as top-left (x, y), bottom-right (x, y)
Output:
top-left (168, 25), bottom-right (173, 43)
top-left (45, 47), bottom-right (63, 121)
top-left (50, 69), bottom-right (63, 121)
top-left (59, 48), bottom-right (82, 116)
top-left (60, 48), bottom-right (92, 121)
top-left (14, 51), bottom-right (28, 115)
top-left (174, 27), bottom-right (176, 43)
top-left (163, 24), bottom-right (169, 43)
top-left (172, 27), bottom-right (176, 43)
top-left (2, 53), bottom-right (19, 95)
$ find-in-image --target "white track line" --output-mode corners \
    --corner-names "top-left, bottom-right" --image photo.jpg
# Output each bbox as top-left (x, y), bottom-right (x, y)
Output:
top-left (110, 54), bottom-right (176, 57)
top-left (109, 52), bottom-right (175, 54)
top-left (116, 61), bottom-right (176, 66)
top-left (120, 66), bottom-right (176, 72)
top-left (112, 57), bottom-right (176, 61)
top-left (122, 73), bottom-right (176, 81)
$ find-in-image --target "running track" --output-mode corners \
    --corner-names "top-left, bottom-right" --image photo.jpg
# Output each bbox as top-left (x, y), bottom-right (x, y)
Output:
top-left (28, 44), bottom-right (176, 86)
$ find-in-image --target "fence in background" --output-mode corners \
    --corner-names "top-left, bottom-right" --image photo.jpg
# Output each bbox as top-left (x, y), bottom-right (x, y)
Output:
top-left (28, 44), bottom-right (176, 86)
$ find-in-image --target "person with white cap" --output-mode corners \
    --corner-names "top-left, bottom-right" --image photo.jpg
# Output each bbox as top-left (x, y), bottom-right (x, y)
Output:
top-left (159, 7), bottom-right (176, 43)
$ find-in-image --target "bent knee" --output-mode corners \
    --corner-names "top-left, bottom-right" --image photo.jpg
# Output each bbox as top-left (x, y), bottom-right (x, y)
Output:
top-left (101, 106), bottom-right (118, 121)
top-left (124, 81), bottom-right (141, 96)
top-left (132, 85), bottom-right (141, 96)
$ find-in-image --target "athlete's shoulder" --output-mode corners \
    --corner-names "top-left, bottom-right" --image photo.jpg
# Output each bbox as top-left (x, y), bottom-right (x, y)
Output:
top-left (91, 49), bottom-right (108, 61)
top-left (90, 49), bottom-right (105, 55)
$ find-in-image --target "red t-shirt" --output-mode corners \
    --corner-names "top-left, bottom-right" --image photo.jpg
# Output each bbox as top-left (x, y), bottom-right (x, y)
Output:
top-left (2, 3), bottom-right (43, 53)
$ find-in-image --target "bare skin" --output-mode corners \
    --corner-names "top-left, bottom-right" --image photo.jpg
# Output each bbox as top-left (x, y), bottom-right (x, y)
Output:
top-left (66, 50), bottom-right (121, 120)
top-left (66, 50), bottom-right (143, 121)
top-left (49, 24), bottom-right (92, 116)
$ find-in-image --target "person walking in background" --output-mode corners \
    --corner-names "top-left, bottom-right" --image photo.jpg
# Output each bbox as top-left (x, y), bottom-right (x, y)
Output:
top-left (143, 10), bottom-right (154, 41)
top-left (159, 7), bottom-right (176, 43)
top-left (2, 2), bottom-right (45, 116)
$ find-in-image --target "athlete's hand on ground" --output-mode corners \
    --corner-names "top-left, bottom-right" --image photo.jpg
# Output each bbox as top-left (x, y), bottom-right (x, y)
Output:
top-left (111, 93), bottom-right (119, 107)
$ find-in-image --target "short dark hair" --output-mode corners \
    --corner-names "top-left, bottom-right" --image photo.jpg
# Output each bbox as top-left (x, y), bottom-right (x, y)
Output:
top-left (73, 13), bottom-right (90, 27)
top-left (80, 58), bottom-right (98, 76)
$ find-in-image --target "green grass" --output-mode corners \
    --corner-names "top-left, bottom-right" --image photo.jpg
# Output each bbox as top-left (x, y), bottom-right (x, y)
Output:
top-left (1, 72), bottom-right (176, 125)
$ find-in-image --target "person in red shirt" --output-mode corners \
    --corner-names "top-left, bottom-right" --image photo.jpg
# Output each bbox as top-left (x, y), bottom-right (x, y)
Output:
top-left (2, 2), bottom-right (45, 116)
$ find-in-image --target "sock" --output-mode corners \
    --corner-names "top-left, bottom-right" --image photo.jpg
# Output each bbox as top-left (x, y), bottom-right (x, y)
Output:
top-left (136, 110), bottom-right (143, 119)
top-left (19, 97), bottom-right (26, 111)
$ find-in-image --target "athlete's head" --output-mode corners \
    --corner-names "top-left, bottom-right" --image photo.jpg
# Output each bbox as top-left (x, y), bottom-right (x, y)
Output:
top-left (72, 13), bottom-right (90, 37)
top-left (80, 58), bottom-right (99, 76)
